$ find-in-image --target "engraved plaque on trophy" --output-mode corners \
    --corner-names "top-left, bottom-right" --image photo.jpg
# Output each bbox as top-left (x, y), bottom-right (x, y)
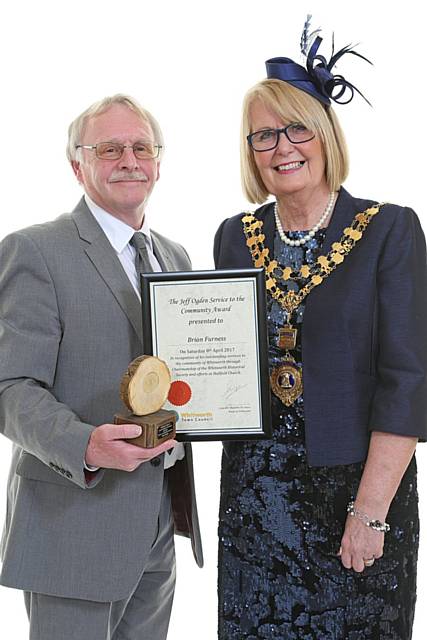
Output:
top-left (114, 355), bottom-right (176, 448)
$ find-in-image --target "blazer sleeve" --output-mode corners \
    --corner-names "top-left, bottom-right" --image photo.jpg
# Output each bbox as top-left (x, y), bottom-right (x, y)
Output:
top-left (369, 206), bottom-right (427, 439)
top-left (0, 231), bottom-right (101, 489)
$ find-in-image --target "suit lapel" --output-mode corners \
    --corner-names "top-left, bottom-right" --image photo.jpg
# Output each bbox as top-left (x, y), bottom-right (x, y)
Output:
top-left (71, 198), bottom-right (143, 342)
top-left (321, 187), bottom-right (361, 252)
top-left (259, 202), bottom-right (275, 257)
top-left (303, 188), bottom-right (367, 319)
top-left (151, 232), bottom-right (175, 271)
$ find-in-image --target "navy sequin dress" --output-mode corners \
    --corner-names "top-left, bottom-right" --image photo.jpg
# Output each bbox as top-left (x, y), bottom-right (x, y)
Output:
top-left (218, 228), bottom-right (419, 639)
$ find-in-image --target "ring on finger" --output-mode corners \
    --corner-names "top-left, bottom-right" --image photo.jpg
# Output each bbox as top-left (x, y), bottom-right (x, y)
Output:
top-left (363, 556), bottom-right (375, 567)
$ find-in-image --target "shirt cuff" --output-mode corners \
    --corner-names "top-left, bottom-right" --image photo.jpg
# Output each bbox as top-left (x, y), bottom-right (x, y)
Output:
top-left (84, 460), bottom-right (100, 472)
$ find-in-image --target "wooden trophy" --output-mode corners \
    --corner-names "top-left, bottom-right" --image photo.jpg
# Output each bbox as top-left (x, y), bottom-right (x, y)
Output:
top-left (114, 355), bottom-right (176, 448)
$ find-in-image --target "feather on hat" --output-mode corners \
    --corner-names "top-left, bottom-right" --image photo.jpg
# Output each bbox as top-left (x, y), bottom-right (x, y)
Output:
top-left (265, 15), bottom-right (372, 106)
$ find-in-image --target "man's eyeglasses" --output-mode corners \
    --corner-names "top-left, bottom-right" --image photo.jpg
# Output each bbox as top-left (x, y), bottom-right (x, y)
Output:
top-left (75, 141), bottom-right (162, 160)
top-left (247, 123), bottom-right (315, 151)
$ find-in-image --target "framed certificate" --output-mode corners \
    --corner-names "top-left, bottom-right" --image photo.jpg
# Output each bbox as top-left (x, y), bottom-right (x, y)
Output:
top-left (141, 268), bottom-right (272, 441)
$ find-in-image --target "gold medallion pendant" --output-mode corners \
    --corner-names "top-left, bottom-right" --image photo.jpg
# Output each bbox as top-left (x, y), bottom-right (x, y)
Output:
top-left (270, 355), bottom-right (303, 407)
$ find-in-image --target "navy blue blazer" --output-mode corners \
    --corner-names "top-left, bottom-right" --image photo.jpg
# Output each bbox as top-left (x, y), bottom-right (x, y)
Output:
top-left (214, 188), bottom-right (427, 466)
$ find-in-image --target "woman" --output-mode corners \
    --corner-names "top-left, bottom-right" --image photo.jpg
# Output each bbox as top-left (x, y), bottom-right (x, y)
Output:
top-left (215, 22), bottom-right (427, 640)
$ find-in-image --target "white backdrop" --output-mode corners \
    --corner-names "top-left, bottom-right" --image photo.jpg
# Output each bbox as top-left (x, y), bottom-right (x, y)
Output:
top-left (0, 1), bottom-right (426, 638)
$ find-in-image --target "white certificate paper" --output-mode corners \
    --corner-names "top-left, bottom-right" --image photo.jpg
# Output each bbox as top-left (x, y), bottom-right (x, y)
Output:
top-left (142, 270), bottom-right (271, 440)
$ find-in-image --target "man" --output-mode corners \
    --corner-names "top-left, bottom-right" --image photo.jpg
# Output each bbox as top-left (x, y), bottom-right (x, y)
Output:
top-left (0, 94), bottom-right (203, 640)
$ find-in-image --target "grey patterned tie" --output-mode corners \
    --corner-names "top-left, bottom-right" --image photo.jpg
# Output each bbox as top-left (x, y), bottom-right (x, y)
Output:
top-left (130, 232), bottom-right (153, 285)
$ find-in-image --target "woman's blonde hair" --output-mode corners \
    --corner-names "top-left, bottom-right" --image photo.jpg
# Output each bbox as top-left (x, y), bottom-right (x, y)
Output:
top-left (241, 79), bottom-right (349, 203)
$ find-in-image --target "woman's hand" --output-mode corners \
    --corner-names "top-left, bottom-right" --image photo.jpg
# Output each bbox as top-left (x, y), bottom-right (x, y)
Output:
top-left (338, 431), bottom-right (417, 572)
top-left (339, 513), bottom-right (384, 572)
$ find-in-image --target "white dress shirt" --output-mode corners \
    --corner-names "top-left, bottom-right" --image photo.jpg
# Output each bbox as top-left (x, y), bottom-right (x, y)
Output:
top-left (84, 195), bottom-right (185, 469)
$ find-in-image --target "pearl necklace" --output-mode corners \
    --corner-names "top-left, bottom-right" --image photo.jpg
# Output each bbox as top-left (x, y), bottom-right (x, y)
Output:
top-left (274, 191), bottom-right (337, 247)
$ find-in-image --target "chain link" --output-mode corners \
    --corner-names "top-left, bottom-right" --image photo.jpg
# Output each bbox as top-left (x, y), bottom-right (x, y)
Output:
top-left (242, 203), bottom-right (385, 315)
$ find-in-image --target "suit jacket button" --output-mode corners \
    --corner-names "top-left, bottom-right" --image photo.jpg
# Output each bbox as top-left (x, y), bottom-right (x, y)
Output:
top-left (65, 471), bottom-right (72, 478)
top-left (150, 457), bottom-right (161, 467)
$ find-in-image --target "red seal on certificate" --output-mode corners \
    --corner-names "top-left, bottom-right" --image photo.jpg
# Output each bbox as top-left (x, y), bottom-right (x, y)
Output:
top-left (168, 380), bottom-right (192, 406)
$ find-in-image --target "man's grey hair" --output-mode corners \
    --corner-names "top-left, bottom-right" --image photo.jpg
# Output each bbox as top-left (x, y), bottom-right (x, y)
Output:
top-left (66, 94), bottom-right (164, 163)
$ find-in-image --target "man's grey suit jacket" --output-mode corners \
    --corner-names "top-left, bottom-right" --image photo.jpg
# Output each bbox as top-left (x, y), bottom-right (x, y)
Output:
top-left (0, 198), bottom-right (203, 602)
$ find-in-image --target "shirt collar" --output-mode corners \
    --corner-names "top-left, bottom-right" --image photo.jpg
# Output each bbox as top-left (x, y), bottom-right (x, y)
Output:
top-left (84, 194), bottom-right (154, 254)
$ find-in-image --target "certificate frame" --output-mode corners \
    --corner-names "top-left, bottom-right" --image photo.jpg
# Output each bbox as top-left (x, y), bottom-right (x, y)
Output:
top-left (141, 268), bottom-right (272, 441)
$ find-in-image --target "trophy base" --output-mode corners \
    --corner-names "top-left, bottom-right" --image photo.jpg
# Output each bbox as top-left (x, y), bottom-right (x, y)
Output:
top-left (114, 409), bottom-right (176, 448)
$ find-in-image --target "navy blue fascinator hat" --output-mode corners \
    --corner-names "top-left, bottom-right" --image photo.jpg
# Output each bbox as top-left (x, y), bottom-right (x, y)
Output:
top-left (265, 15), bottom-right (372, 106)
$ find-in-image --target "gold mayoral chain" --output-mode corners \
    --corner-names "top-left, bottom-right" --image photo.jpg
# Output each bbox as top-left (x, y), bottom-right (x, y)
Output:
top-left (242, 202), bottom-right (385, 406)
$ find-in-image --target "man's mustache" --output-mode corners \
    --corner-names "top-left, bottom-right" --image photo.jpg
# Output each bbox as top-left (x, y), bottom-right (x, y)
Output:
top-left (109, 173), bottom-right (148, 182)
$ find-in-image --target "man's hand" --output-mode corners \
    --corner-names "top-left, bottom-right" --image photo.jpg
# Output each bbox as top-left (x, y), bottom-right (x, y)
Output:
top-left (85, 423), bottom-right (176, 471)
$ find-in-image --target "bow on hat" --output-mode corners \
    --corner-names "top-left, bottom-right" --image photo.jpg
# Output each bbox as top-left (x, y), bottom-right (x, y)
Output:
top-left (265, 15), bottom-right (372, 106)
